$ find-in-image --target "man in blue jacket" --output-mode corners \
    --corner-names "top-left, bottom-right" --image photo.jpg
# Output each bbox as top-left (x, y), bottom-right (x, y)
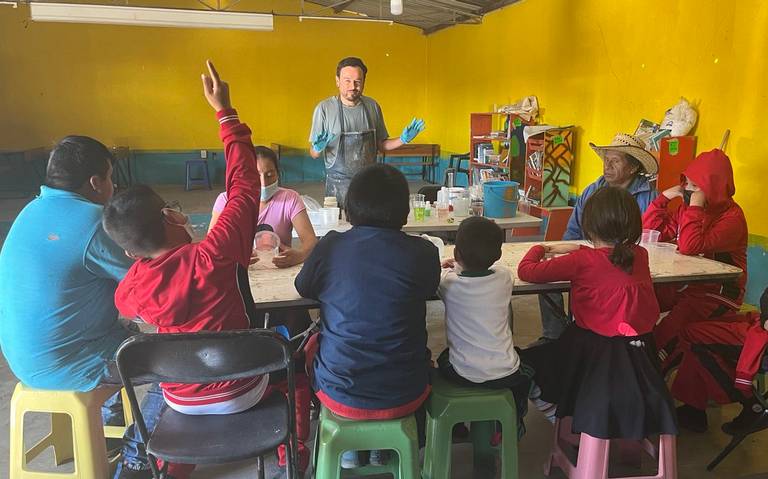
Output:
top-left (537, 133), bottom-right (659, 341)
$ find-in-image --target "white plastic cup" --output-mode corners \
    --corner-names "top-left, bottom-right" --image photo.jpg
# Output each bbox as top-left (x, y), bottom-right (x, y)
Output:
top-left (321, 207), bottom-right (340, 226)
top-left (253, 230), bottom-right (280, 264)
top-left (640, 229), bottom-right (660, 244)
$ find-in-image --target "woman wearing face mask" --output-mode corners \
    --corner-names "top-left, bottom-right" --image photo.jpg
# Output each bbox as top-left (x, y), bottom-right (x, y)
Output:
top-left (209, 145), bottom-right (318, 268)
top-left (641, 149), bottom-right (748, 432)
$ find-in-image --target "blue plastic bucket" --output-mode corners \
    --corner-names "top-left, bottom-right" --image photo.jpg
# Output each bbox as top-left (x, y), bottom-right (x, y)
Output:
top-left (483, 181), bottom-right (520, 218)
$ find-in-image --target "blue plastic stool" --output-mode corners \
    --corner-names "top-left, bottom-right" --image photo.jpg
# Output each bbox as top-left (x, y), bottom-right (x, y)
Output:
top-left (185, 160), bottom-right (211, 191)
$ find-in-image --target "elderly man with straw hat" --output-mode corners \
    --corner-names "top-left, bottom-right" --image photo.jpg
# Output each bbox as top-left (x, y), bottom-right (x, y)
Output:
top-left (535, 133), bottom-right (659, 343)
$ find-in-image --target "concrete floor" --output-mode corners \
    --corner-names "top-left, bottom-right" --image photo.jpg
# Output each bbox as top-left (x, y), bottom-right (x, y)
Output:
top-left (1, 183), bottom-right (768, 478)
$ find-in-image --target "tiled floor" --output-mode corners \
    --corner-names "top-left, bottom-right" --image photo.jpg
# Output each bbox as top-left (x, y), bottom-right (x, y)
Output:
top-left (1, 183), bottom-right (768, 478)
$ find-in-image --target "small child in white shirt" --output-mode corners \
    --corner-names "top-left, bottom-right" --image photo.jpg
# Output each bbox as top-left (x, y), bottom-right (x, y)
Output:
top-left (437, 216), bottom-right (533, 433)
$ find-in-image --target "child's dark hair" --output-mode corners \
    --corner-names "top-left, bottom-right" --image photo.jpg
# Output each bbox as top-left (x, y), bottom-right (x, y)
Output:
top-left (102, 184), bottom-right (167, 257)
top-left (455, 216), bottom-right (503, 271)
top-left (336, 57), bottom-right (368, 78)
top-left (581, 186), bottom-right (642, 274)
top-left (345, 164), bottom-right (409, 229)
top-left (45, 136), bottom-right (113, 191)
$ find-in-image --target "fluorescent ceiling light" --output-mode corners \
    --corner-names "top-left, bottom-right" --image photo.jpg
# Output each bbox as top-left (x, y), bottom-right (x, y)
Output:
top-left (29, 3), bottom-right (273, 31)
top-left (298, 15), bottom-right (393, 25)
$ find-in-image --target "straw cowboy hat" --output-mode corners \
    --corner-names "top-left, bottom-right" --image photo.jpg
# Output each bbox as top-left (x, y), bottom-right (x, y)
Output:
top-left (590, 133), bottom-right (658, 176)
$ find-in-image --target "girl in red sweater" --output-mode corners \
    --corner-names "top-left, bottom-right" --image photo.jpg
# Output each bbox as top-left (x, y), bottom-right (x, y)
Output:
top-left (519, 186), bottom-right (677, 439)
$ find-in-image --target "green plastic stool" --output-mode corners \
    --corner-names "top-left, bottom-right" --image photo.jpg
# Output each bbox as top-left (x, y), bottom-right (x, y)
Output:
top-left (314, 406), bottom-right (421, 479)
top-left (423, 374), bottom-right (519, 479)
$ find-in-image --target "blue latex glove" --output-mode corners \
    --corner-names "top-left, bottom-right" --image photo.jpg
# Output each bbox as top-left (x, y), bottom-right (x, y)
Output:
top-left (400, 118), bottom-right (426, 144)
top-left (311, 130), bottom-right (336, 153)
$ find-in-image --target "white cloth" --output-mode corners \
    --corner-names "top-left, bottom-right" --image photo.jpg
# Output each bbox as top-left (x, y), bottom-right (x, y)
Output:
top-left (163, 374), bottom-right (270, 415)
top-left (438, 264), bottom-right (520, 382)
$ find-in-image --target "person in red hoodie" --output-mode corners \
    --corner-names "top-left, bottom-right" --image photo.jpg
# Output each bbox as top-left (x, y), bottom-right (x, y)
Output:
top-left (642, 149), bottom-right (748, 373)
top-left (102, 61), bottom-right (310, 478)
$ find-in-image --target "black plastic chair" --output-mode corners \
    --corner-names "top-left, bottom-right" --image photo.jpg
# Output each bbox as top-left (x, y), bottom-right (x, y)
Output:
top-left (417, 185), bottom-right (442, 203)
top-left (445, 153), bottom-right (470, 186)
top-left (116, 330), bottom-right (298, 479)
top-left (708, 355), bottom-right (768, 470)
top-left (708, 289), bottom-right (768, 470)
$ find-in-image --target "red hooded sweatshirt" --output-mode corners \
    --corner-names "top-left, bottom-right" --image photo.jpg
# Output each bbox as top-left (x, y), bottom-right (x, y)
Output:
top-left (643, 149), bottom-right (747, 309)
top-left (115, 109), bottom-right (263, 410)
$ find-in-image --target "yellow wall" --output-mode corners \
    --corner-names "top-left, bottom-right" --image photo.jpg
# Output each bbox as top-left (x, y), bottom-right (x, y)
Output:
top-left (425, 0), bottom-right (768, 236)
top-left (2, 0), bottom-right (768, 236)
top-left (0, 3), bottom-right (426, 150)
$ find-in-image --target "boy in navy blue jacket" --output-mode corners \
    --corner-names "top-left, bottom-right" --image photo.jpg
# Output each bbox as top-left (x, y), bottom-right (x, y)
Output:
top-left (296, 164), bottom-right (440, 467)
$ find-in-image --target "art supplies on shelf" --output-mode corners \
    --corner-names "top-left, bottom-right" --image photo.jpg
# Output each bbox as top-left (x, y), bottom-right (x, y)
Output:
top-left (469, 111), bottom-right (535, 185)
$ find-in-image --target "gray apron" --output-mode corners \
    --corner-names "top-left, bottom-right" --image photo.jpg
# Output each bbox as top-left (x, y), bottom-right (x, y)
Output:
top-left (325, 96), bottom-right (378, 208)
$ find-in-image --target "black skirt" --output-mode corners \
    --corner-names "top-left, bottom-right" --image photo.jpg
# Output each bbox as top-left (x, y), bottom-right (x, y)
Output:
top-left (520, 325), bottom-right (678, 439)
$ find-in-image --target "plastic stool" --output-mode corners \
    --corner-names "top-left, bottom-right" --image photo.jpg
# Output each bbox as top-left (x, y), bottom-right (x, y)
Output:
top-left (314, 406), bottom-right (420, 479)
top-left (10, 383), bottom-right (133, 478)
top-left (544, 417), bottom-right (677, 479)
top-left (423, 373), bottom-right (518, 479)
top-left (185, 160), bottom-right (211, 191)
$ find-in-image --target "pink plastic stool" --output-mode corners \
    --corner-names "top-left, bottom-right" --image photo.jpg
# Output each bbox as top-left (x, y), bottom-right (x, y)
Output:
top-left (544, 417), bottom-right (677, 479)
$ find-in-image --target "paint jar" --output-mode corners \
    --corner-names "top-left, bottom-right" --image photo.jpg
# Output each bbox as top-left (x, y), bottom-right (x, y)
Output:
top-left (436, 202), bottom-right (449, 220)
top-left (413, 201), bottom-right (426, 222)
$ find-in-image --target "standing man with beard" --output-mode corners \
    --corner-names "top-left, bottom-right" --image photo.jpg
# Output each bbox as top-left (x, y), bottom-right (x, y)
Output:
top-left (309, 57), bottom-right (426, 208)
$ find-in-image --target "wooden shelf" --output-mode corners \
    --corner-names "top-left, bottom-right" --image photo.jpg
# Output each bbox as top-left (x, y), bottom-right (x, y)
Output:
top-left (470, 161), bottom-right (509, 170)
top-left (469, 112), bottom-right (534, 185)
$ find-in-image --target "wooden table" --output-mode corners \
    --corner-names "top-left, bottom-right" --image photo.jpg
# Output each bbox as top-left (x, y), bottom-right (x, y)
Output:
top-left (378, 143), bottom-right (440, 183)
top-left (249, 241), bottom-right (743, 311)
top-left (294, 212), bottom-right (542, 238)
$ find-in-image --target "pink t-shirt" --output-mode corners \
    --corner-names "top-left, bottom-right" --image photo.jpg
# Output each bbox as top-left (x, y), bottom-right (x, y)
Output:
top-left (212, 187), bottom-right (306, 246)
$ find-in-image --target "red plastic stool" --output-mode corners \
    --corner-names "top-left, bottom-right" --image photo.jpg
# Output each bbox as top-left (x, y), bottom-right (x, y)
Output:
top-left (544, 417), bottom-right (677, 479)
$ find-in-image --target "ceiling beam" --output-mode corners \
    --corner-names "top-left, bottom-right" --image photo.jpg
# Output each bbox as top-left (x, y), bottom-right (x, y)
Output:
top-left (478, 0), bottom-right (519, 14)
top-left (332, 0), bottom-right (356, 13)
top-left (408, 0), bottom-right (482, 19)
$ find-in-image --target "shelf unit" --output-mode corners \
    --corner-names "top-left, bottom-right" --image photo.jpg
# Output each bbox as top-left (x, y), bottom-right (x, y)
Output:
top-left (469, 112), bottom-right (535, 185)
top-left (523, 127), bottom-right (575, 208)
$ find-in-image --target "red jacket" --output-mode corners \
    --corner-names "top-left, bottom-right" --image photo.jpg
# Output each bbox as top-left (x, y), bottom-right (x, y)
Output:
top-left (642, 149), bottom-right (747, 310)
top-left (735, 289), bottom-right (768, 392)
top-left (518, 245), bottom-right (660, 337)
top-left (115, 109), bottom-right (262, 408)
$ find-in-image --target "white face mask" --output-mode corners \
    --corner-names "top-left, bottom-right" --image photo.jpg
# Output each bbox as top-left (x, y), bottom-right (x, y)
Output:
top-left (261, 180), bottom-right (279, 202)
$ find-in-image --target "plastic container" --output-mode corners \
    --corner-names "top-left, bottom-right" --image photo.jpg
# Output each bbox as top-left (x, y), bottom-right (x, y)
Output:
top-left (452, 197), bottom-right (470, 217)
top-left (253, 230), bottom-right (280, 264)
top-left (640, 229), bottom-right (660, 244)
top-left (321, 207), bottom-right (340, 226)
top-left (436, 202), bottom-right (449, 219)
top-left (308, 210), bottom-right (324, 225)
top-left (483, 180), bottom-right (519, 218)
